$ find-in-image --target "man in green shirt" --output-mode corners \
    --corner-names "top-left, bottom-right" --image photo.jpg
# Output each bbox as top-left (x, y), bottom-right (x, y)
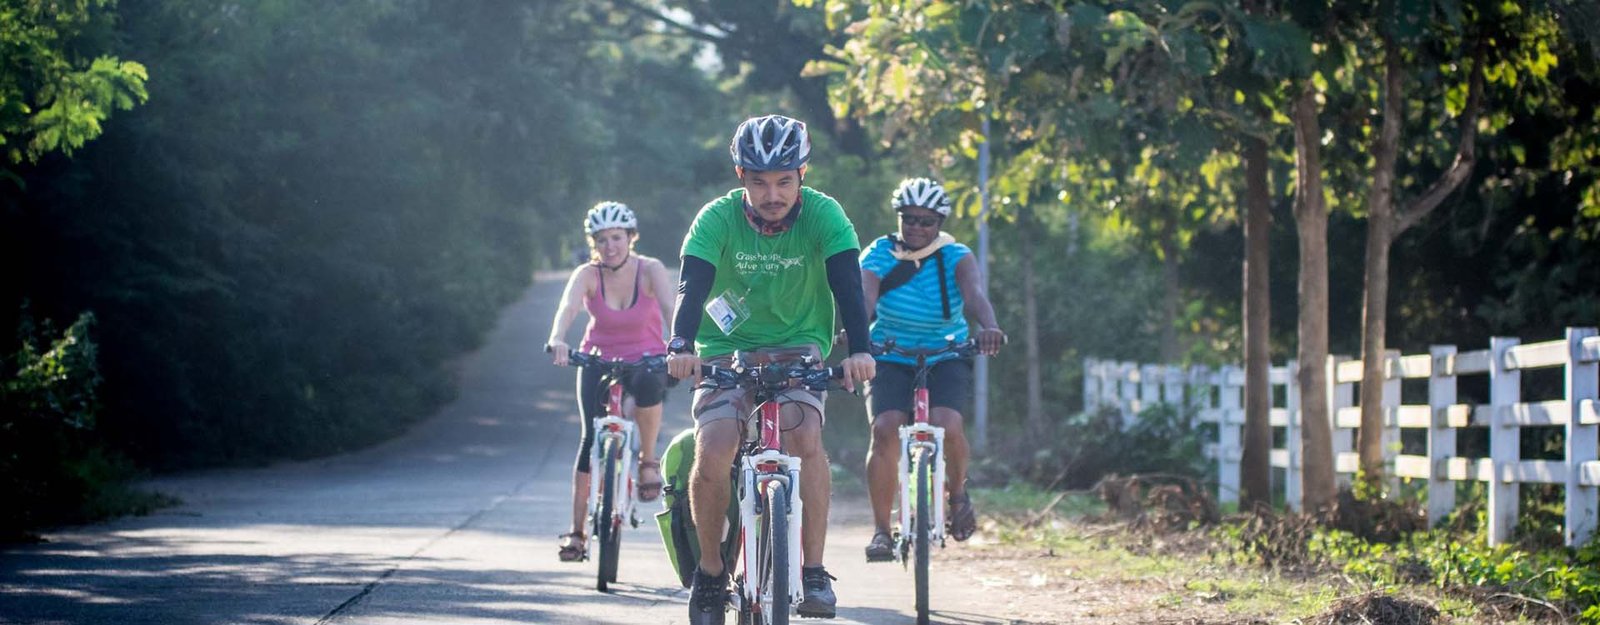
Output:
top-left (666, 114), bottom-right (875, 624)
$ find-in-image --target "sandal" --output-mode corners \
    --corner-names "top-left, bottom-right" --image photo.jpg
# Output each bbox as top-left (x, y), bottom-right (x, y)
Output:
top-left (864, 529), bottom-right (896, 562)
top-left (947, 492), bottom-right (977, 542)
top-left (558, 532), bottom-right (587, 562)
top-left (637, 459), bottom-right (664, 502)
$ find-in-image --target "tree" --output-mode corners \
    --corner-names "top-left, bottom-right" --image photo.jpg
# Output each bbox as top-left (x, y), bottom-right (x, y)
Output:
top-left (0, 0), bottom-right (146, 173)
top-left (604, 0), bottom-right (872, 155)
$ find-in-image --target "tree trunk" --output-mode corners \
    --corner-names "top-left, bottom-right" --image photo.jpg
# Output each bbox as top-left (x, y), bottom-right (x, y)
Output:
top-left (1357, 48), bottom-right (1404, 494)
top-left (1291, 83), bottom-right (1336, 513)
top-left (1357, 39), bottom-right (1482, 496)
top-left (1159, 220), bottom-right (1181, 364)
top-left (1240, 136), bottom-right (1273, 509)
top-left (1020, 212), bottom-right (1044, 436)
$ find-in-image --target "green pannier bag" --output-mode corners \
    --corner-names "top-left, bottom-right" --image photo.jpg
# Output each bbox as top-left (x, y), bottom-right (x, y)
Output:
top-left (654, 427), bottom-right (739, 588)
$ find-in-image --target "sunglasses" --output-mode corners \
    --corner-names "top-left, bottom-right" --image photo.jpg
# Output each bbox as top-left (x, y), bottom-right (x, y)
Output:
top-left (898, 213), bottom-right (942, 228)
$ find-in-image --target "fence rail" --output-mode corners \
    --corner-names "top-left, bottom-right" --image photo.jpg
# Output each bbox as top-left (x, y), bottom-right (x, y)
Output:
top-left (1084, 328), bottom-right (1599, 547)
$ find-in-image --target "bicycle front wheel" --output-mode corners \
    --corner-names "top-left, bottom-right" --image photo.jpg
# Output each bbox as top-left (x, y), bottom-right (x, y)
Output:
top-left (595, 436), bottom-right (622, 592)
top-left (913, 449), bottom-right (932, 625)
top-left (759, 481), bottom-right (790, 625)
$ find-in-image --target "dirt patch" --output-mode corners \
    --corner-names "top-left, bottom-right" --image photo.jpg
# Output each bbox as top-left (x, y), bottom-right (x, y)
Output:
top-left (1306, 592), bottom-right (1440, 625)
top-left (936, 536), bottom-right (1274, 624)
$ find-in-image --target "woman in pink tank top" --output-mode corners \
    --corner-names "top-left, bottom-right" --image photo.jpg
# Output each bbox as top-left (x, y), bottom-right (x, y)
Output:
top-left (545, 202), bottom-right (675, 562)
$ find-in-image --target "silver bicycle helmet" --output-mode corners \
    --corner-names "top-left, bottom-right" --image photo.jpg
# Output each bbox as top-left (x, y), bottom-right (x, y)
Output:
top-left (585, 201), bottom-right (637, 234)
top-left (891, 177), bottom-right (953, 217)
top-left (729, 114), bottom-right (811, 172)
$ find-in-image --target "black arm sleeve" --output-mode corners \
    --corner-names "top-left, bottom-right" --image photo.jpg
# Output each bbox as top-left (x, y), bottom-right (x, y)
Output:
top-left (671, 255), bottom-right (716, 345)
top-left (825, 250), bottom-right (871, 356)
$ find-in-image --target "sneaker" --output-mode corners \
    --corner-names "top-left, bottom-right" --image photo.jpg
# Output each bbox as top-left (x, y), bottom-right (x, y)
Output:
top-left (689, 567), bottom-right (729, 625)
top-left (796, 565), bottom-right (837, 618)
top-left (864, 530), bottom-right (895, 562)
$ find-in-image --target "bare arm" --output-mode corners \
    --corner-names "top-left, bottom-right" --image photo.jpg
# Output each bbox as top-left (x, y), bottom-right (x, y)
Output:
top-left (648, 258), bottom-right (676, 341)
top-left (955, 255), bottom-right (1005, 355)
top-left (546, 266), bottom-right (592, 365)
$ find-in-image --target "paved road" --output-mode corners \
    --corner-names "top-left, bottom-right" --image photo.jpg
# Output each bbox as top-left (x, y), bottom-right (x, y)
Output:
top-left (0, 275), bottom-right (1011, 625)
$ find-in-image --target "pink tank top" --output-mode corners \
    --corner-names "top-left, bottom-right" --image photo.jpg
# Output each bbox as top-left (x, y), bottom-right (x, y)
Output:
top-left (579, 260), bottom-right (665, 361)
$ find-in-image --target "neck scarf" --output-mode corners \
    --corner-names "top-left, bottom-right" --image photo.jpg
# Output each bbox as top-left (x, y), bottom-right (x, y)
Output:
top-left (890, 232), bottom-right (955, 267)
top-left (744, 198), bottom-right (803, 236)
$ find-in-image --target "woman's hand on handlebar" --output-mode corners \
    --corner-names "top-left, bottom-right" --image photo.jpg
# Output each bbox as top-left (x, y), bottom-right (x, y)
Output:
top-left (975, 327), bottom-right (1006, 357)
top-left (667, 352), bottom-right (702, 383)
top-left (546, 340), bottom-right (569, 367)
top-left (840, 352), bottom-right (875, 394)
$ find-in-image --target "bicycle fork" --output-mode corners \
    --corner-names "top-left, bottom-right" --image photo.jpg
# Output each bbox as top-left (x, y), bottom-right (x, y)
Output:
top-left (587, 416), bottom-right (638, 531)
top-left (737, 449), bottom-right (804, 610)
top-left (897, 424), bottom-right (947, 545)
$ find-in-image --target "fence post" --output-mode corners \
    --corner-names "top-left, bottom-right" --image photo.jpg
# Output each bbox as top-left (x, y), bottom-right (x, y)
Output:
top-left (1100, 360), bottom-right (1118, 415)
top-left (1383, 349), bottom-right (1403, 494)
top-left (1140, 364), bottom-right (1161, 415)
top-left (1164, 364), bottom-right (1185, 409)
top-left (1488, 337), bottom-right (1521, 546)
top-left (1565, 327), bottom-right (1598, 547)
top-left (1218, 365), bottom-right (1243, 508)
top-left (1329, 355), bottom-right (1355, 488)
top-left (1119, 361), bottom-right (1138, 430)
top-left (1285, 359), bottom-right (1302, 512)
top-left (1084, 359), bottom-right (1100, 411)
top-left (1428, 345), bottom-right (1458, 528)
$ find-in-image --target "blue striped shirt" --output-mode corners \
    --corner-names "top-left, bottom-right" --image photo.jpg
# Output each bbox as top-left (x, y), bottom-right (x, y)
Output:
top-left (860, 236), bottom-right (970, 365)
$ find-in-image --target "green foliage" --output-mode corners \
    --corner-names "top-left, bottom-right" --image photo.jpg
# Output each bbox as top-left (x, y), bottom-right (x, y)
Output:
top-left (991, 402), bottom-right (1210, 490)
top-left (1304, 528), bottom-right (1600, 622)
top-left (0, 307), bottom-right (112, 536)
top-left (0, 0), bottom-right (148, 166)
top-left (2, 0), bottom-right (736, 474)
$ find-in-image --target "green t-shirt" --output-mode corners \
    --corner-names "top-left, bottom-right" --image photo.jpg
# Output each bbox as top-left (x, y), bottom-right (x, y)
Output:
top-left (681, 186), bottom-right (860, 358)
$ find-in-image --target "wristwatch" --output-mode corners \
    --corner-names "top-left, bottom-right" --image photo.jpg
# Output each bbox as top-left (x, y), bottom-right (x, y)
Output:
top-left (667, 336), bottom-right (694, 355)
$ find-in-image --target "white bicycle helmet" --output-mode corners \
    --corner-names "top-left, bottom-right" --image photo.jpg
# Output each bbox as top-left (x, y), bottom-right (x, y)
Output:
top-left (585, 201), bottom-right (637, 234)
top-left (729, 114), bottom-right (811, 172)
top-left (891, 177), bottom-right (953, 217)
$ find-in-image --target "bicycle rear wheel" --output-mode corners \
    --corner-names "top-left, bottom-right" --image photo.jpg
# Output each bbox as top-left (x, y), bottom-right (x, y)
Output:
top-left (759, 481), bottom-right (790, 625)
top-left (595, 436), bottom-right (622, 592)
top-left (913, 449), bottom-right (932, 625)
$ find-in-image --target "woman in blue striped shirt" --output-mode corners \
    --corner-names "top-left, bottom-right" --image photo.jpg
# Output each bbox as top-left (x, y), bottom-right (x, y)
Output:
top-left (858, 177), bottom-right (1006, 561)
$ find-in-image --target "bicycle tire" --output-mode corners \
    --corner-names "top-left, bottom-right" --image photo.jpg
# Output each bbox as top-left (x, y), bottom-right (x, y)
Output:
top-left (596, 436), bottom-right (622, 592)
top-left (914, 449), bottom-right (932, 625)
top-left (762, 481), bottom-right (790, 625)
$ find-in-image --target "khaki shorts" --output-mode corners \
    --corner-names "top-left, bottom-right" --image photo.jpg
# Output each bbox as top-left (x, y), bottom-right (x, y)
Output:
top-left (691, 345), bottom-right (826, 431)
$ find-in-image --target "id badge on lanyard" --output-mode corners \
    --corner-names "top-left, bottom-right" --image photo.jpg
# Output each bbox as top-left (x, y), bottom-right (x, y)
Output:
top-left (706, 287), bottom-right (752, 335)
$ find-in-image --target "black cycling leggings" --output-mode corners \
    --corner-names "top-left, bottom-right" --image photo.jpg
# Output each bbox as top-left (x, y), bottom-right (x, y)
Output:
top-left (573, 364), bottom-right (665, 473)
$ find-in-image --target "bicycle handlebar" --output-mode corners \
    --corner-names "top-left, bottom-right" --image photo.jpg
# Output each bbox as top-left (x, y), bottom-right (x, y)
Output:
top-left (553, 349), bottom-right (667, 373)
top-left (695, 361), bottom-right (845, 393)
top-left (870, 338), bottom-right (980, 360)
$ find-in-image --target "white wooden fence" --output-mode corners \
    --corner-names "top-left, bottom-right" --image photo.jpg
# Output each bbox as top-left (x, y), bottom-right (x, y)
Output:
top-left (1083, 328), bottom-right (1600, 547)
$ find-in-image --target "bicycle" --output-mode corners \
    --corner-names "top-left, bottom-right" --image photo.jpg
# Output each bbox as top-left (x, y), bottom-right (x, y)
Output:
top-left (695, 355), bottom-right (845, 625)
top-left (871, 338), bottom-right (979, 625)
top-left (556, 350), bottom-right (666, 592)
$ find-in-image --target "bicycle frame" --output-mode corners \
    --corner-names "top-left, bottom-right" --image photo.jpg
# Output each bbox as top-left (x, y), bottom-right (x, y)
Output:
top-left (556, 350), bottom-right (661, 589)
top-left (699, 357), bottom-right (840, 624)
top-left (736, 398), bottom-right (805, 618)
top-left (875, 339), bottom-right (978, 555)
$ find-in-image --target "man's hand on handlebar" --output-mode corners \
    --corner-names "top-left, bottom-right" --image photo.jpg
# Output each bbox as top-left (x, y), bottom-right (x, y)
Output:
top-left (975, 327), bottom-right (1007, 357)
top-left (667, 352), bottom-right (702, 384)
top-left (840, 352), bottom-right (875, 394)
